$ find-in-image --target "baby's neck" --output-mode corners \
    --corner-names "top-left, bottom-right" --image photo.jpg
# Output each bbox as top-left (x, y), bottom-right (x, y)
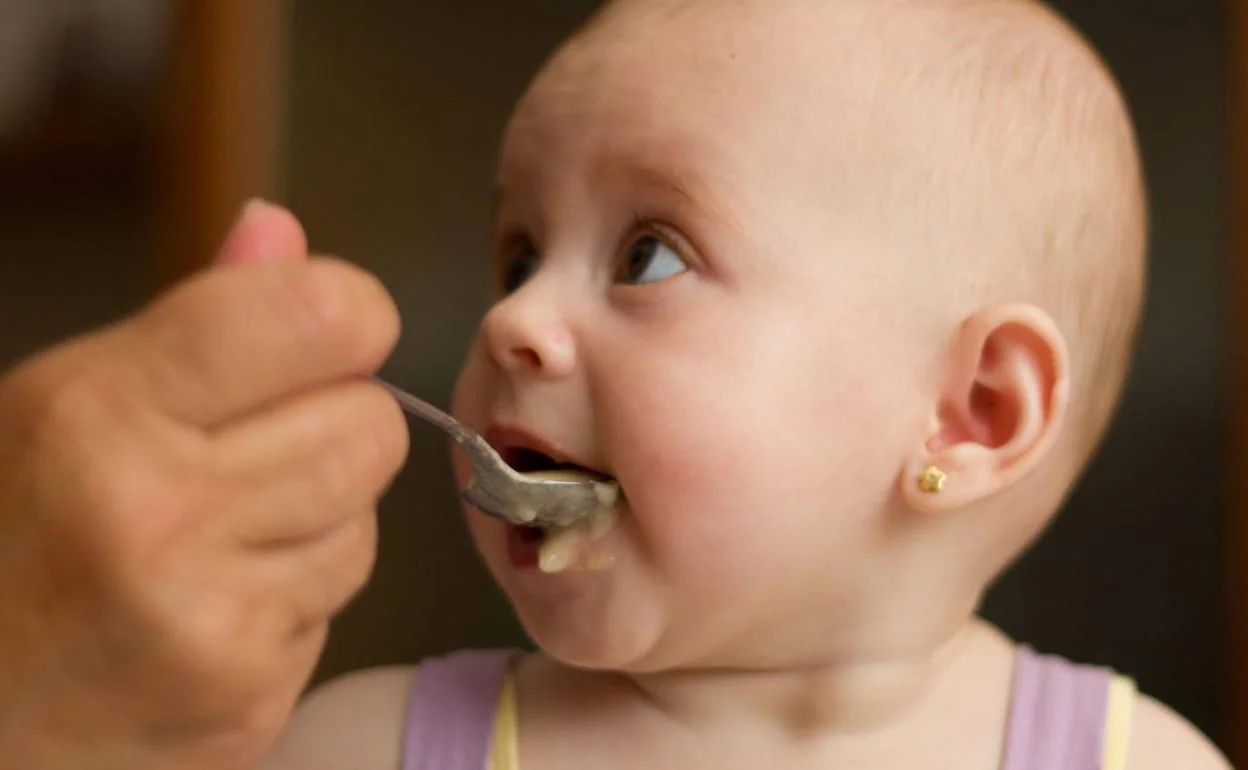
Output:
top-left (619, 619), bottom-right (1011, 737)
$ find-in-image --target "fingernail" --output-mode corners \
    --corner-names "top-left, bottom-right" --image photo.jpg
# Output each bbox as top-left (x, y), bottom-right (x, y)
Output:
top-left (238, 197), bottom-right (270, 222)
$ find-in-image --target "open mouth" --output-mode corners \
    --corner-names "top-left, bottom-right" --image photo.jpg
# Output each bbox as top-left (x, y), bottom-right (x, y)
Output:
top-left (488, 433), bottom-right (621, 572)
top-left (499, 446), bottom-right (613, 482)
top-left (501, 447), bottom-right (613, 552)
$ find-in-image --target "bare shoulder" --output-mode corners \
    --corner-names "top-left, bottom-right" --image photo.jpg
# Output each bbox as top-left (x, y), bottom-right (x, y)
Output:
top-left (259, 665), bottom-right (417, 770)
top-left (1125, 693), bottom-right (1231, 770)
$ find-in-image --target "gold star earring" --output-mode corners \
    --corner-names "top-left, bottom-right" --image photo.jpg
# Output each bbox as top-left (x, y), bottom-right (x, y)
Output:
top-left (917, 465), bottom-right (947, 494)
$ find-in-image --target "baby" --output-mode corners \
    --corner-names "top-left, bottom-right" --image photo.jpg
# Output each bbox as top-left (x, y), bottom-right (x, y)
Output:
top-left (264, 0), bottom-right (1229, 768)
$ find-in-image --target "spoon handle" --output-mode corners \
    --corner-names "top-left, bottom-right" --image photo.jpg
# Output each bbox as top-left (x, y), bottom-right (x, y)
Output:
top-left (374, 378), bottom-right (474, 444)
top-left (374, 378), bottom-right (515, 499)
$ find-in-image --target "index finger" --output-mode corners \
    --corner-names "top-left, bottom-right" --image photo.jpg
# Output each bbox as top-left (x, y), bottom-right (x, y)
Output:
top-left (125, 257), bottom-right (401, 427)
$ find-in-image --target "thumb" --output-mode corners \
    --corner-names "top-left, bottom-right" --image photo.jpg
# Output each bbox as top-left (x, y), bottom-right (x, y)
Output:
top-left (215, 199), bottom-right (310, 267)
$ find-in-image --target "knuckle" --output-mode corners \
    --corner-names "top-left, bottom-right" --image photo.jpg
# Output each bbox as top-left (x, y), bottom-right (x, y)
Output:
top-left (346, 389), bottom-right (409, 491)
top-left (144, 273), bottom-right (220, 342)
top-left (158, 591), bottom-right (259, 686)
top-left (313, 437), bottom-right (360, 511)
top-left (149, 260), bottom-right (395, 375)
top-left (288, 260), bottom-right (355, 344)
top-left (361, 277), bottom-right (402, 357)
top-left (103, 512), bottom-right (202, 623)
top-left (96, 457), bottom-right (183, 524)
top-left (304, 259), bottom-right (401, 367)
top-left (6, 357), bottom-right (113, 440)
top-left (349, 513), bottom-right (379, 573)
top-left (321, 387), bottom-right (409, 504)
top-left (333, 515), bottom-right (379, 611)
top-left (107, 477), bottom-right (209, 583)
top-left (0, 357), bottom-right (203, 581)
top-left (136, 273), bottom-right (236, 387)
top-left (87, 468), bottom-right (172, 563)
top-left (358, 385), bottom-right (411, 482)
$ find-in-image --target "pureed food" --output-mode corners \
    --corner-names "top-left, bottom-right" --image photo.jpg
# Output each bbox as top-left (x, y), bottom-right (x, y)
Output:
top-left (524, 469), bottom-right (620, 573)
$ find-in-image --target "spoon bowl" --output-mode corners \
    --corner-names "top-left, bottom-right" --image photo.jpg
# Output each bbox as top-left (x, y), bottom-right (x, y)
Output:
top-left (377, 379), bottom-right (620, 528)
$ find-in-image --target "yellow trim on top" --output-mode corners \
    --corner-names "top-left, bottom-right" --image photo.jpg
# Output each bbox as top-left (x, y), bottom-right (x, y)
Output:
top-left (489, 667), bottom-right (521, 770)
top-left (1101, 674), bottom-right (1136, 770)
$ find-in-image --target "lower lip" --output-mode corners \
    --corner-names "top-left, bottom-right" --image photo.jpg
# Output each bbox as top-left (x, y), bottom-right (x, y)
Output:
top-left (507, 525), bottom-right (544, 569)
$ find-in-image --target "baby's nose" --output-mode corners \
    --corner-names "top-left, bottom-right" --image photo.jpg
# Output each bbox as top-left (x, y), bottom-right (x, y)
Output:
top-left (481, 292), bottom-right (577, 378)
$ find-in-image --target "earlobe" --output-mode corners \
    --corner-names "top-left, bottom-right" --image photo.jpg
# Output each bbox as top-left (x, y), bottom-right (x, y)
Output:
top-left (902, 304), bottom-right (1070, 514)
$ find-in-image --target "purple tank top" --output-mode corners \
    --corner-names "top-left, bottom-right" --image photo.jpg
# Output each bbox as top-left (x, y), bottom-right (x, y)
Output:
top-left (402, 645), bottom-right (1118, 770)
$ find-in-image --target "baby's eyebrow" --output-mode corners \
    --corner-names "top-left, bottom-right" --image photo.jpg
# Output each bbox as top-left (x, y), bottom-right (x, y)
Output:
top-left (621, 163), bottom-right (745, 238)
top-left (628, 165), bottom-right (698, 205)
top-left (490, 162), bottom-right (744, 239)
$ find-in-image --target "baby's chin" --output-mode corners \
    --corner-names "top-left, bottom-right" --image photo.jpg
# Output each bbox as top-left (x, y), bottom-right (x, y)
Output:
top-left (517, 598), bottom-right (669, 672)
top-left (469, 513), bottom-right (676, 671)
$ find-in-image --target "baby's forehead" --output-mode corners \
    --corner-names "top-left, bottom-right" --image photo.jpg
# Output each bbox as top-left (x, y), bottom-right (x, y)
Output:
top-left (498, 13), bottom-right (903, 227)
top-left (514, 3), bottom-right (885, 131)
top-left (502, 0), bottom-right (1068, 198)
top-left (497, 0), bottom-right (1125, 263)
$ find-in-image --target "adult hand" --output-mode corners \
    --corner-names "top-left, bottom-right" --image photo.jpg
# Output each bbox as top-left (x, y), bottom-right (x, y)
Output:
top-left (0, 201), bottom-right (409, 770)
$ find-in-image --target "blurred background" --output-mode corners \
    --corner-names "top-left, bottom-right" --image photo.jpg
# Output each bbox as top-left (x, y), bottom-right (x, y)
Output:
top-left (0, 0), bottom-right (1242, 761)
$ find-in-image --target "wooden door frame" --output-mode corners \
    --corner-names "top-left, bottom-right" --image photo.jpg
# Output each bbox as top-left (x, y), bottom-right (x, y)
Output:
top-left (1230, 0), bottom-right (1248, 762)
top-left (156, 0), bottom-right (290, 283)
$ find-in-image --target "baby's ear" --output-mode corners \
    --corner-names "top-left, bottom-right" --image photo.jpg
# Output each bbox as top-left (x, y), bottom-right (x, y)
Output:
top-left (900, 303), bottom-right (1070, 514)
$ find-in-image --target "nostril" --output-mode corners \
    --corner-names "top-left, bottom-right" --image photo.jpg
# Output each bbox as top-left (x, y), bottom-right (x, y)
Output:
top-left (510, 346), bottom-right (541, 370)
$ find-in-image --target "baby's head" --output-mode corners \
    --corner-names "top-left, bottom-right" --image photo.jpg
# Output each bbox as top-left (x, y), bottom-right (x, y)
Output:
top-left (451, 0), bottom-right (1146, 673)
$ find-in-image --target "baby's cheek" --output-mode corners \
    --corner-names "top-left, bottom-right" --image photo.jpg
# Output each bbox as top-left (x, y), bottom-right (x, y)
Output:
top-left (613, 404), bottom-right (776, 559)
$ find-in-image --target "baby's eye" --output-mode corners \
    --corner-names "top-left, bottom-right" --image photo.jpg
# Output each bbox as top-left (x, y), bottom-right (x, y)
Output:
top-left (617, 235), bottom-right (688, 286)
top-left (500, 239), bottom-right (540, 294)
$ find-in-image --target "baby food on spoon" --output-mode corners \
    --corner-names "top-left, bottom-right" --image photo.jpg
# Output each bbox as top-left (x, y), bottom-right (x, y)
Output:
top-left (521, 468), bottom-right (620, 574)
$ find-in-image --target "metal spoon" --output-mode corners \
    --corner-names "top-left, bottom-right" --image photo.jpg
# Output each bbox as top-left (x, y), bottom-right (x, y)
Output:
top-left (376, 379), bottom-right (620, 528)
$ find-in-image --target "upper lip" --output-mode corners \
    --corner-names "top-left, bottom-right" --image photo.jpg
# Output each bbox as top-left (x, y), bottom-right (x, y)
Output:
top-left (485, 425), bottom-right (607, 476)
